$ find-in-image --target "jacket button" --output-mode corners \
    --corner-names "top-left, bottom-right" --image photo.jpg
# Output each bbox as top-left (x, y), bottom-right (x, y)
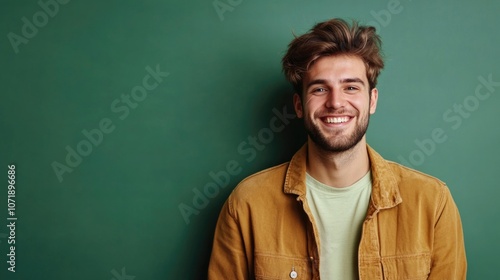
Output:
top-left (290, 268), bottom-right (298, 279)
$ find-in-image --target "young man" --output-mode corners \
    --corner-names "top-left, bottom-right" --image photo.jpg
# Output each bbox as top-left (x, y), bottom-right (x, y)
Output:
top-left (208, 18), bottom-right (466, 279)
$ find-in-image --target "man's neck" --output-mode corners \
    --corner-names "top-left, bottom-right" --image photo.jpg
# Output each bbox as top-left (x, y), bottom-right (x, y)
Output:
top-left (306, 138), bottom-right (370, 188)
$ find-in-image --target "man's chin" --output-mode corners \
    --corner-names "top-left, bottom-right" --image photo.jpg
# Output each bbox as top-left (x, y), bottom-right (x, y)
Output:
top-left (309, 138), bottom-right (351, 153)
top-left (308, 132), bottom-right (367, 153)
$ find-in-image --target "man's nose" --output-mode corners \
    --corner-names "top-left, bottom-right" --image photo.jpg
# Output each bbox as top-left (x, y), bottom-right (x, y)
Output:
top-left (325, 89), bottom-right (345, 109)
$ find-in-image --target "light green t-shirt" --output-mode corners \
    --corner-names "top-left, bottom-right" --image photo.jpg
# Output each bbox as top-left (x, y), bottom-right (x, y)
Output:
top-left (305, 171), bottom-right (372, 280)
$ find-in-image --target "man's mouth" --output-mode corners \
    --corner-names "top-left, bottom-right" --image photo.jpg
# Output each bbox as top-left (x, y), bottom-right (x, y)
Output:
top-left (323, 116), bottom-right (351, 124)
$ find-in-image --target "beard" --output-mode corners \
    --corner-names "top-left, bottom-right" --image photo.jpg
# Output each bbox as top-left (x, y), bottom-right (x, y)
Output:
top-left (304, 109), bottom-right (370, 153)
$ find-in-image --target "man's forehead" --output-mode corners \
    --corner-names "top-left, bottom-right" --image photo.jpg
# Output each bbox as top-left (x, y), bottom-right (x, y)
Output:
top-left (305, 55), bottom-right (367, 81)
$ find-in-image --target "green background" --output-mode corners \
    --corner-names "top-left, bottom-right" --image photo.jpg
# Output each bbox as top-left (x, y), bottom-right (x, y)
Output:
top-left (1, 0), bottom-right (499, 279)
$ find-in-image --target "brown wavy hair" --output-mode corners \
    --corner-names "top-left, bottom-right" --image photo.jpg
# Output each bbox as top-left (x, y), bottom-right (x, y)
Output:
top-left (282, 18), bottom-right (384, 93)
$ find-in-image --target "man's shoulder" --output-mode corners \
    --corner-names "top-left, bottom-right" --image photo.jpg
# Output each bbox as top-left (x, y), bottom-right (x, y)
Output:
top-left (369, 145), bottom-right (447, 192)
top-left (385, 160), bottom-right (449, 194)
top-left (234, 162), bottom-right (289, 191)
top-left (227, 162), bottom-right (290, 204)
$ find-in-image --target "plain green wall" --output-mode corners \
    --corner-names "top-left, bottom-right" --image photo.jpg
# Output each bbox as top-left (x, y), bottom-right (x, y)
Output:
top-left (1, 0), bottom-right (499, 279)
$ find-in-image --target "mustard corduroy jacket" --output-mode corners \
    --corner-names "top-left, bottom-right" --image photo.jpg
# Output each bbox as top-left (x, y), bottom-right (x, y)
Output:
top-left (209, 144), bottom-right (466, 279)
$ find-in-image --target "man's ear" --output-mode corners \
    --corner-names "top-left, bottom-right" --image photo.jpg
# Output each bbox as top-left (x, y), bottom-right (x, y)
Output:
top-left (369, 88), bottom-right (378, 115)
top-left (293, 93), bottom-right (303, 118)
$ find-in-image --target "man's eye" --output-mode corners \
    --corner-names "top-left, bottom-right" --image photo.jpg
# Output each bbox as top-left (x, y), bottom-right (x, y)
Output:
top-left (346, 86), bottom-right (358, 91)
top-left (312, 88), bottom-right (327, 94)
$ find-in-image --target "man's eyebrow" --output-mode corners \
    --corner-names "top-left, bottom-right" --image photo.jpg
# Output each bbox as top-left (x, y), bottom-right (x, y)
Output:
top-left (306, 78), bottom-right (365, 89)
top-left (340, 78), bottom-right (365, 85)
top-left (305, 79), bottom-right (328, 89)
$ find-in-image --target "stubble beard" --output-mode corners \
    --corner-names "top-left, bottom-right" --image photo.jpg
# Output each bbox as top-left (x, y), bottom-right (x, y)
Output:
top-left (304, 109), bottom-right (370, 154)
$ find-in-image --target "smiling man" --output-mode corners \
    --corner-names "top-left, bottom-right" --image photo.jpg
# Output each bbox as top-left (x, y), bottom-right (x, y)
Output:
top-left (208, 19), bottom-right (466, 279)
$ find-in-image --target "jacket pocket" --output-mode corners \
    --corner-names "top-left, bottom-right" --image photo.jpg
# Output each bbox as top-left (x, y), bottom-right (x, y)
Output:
top-left (381, 253), bottom-right (431, 280)
top-left (254, 253), bottom-right (311, 280)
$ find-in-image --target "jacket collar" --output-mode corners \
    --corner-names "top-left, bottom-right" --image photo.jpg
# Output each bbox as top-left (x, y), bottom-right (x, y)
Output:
top-left (283, 143), bottom-right (402, 214)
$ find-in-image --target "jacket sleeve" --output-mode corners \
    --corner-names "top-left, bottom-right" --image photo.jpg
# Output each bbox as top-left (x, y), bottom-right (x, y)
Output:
top-left (208, 197), bottom-right (250, 280)
top-left (428, 186), bottom-right (467, 279)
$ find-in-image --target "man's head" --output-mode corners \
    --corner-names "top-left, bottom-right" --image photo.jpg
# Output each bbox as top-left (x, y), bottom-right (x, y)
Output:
top-left (282, 19), bottom-right (384, 153)
top-left (282, 18), bottom-right (384, 94)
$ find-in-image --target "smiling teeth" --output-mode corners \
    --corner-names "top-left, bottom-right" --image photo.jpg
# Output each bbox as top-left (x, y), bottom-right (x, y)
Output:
top-left (326, 117), bottom-right (349, 124)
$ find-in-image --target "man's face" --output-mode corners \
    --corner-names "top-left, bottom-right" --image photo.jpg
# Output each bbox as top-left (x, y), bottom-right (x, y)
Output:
top-left (293, 55), bottom-right (378, 153)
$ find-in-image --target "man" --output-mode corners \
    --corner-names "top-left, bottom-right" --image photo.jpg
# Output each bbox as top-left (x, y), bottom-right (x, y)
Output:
top-left (208, 18), bottom-right (466, 279)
